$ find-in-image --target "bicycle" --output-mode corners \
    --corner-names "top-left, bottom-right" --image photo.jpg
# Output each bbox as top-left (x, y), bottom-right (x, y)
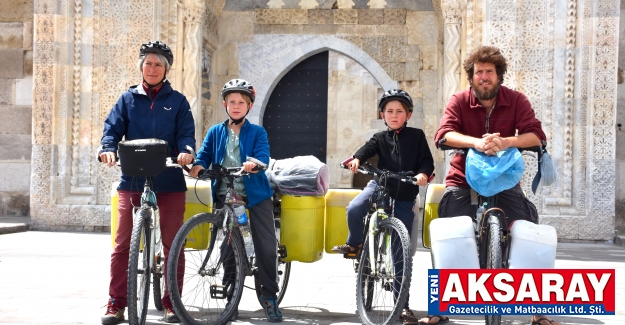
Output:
top-left (431, 139), bottom-right (543, 325)
top-left (338, 159), bottom-right (416, 325)
top-left (114, 139), bottom-right (190, 325)
top-left (166, 157), bottom-right (290, 325)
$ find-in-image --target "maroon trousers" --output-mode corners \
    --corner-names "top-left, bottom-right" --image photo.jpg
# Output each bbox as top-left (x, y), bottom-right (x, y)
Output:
top-left (109, 190), bottom-right (185, 309)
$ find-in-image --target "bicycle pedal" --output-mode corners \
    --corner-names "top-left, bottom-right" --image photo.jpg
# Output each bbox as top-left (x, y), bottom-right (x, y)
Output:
top-left (278, 244), bottom-right (287, 259)
top-left (210, 284), bottom-right (228, 299)
top-left (342, 252), bottom-right (358, 259)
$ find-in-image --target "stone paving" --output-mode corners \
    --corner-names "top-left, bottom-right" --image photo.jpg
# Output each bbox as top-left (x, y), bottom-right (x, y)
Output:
top-left (0, 226), bottom-right (624, 325)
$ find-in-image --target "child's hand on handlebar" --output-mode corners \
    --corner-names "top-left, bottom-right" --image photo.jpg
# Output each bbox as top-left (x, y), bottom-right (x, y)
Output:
top-left (347, 158), bottom-right (361, 174)
top-left (414, 173), bottom-right (428, 186)
top-left (189, 165), bottom-right (204, 178)
top-left (242, 161), bottom-right (259, 173)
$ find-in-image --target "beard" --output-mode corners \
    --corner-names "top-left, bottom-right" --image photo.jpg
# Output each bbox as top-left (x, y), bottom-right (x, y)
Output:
top-left (471, 81), bottom-right (500, 100)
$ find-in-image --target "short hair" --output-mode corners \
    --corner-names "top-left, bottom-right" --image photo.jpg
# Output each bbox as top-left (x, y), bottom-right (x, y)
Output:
top-left (137, 53), bottom-right (171, 72)
top-left (224, 92), bottom-right (252, 105)
top-left (382, 100), bottom-right (410, 113)
top-left (463, 45), bottom-right (507, 84)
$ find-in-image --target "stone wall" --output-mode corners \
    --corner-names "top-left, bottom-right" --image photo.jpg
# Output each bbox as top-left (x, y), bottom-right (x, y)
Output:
top-left (617, 0), bottom-right (625, 229)
top-left (0, 0), bottom-right (33, 217)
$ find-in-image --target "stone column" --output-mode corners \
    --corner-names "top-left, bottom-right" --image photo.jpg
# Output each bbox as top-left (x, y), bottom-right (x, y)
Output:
top-left (441, 0), bottom-right (466, 103)
top-left (181, 0), bottom-right (205, 145)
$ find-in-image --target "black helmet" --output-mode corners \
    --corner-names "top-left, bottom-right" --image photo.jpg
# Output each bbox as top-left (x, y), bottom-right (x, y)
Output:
top-left (378, 89), bottom-right (414, 112)
top-left (222, 79), bottom-right (255, 103)
top-left (140, 41), bottom-right (173, 66)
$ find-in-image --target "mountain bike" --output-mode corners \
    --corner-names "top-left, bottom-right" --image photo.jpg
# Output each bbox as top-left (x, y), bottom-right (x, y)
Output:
top-left (435, 140), bottom-right (542, 325)
top-left (115, 139), bottom-right (189, 325)
top-left (339, 159), bottom-right (415, 325)
top-left (166, 157), bottom-right (290, 325)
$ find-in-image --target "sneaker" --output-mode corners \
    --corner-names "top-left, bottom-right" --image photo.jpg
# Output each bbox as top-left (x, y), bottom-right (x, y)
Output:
top-left (261, 295), bottom-right (283, 323)
top-left (101, 298), bottom-right (125, 325)
top-left (399, 308), bottom-right (420, 325)
top-left (331, 243), bottom-right (360, 254)
top-left (162, 307), bottom-right (180, 323)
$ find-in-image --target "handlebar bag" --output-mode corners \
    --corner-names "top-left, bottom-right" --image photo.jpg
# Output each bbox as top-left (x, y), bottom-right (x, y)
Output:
top-left (465, 147), bottom-right (524, 197)
top-left (118, 139), bottom-right (169, 177)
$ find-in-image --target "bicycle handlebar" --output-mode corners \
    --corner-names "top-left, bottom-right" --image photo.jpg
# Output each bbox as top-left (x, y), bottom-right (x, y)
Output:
top-left (196, 157), bottom-right (268, 180)
top-left (340, 160), bottom-right (422, 186)
top-left (437, 138), bottom-right (542, 154)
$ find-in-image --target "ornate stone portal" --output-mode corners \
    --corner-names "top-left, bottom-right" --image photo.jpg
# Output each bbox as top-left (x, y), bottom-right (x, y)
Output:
top-left (31, 0), bottom-right (619, 241)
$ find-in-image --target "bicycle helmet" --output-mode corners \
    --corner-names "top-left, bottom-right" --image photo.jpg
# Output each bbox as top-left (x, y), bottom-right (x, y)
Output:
top-left (221, 79), bottom-right (256, 125)
top-left (378, 89), bottom-right (414, 112)
top-left (221, 79), bottom-right (256, 103)
top-left (140, 41), bottom-right (173, 66)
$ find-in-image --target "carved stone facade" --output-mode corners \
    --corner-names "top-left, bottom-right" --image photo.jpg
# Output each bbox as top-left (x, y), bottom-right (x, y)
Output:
top-left (23, 0), bottom-right (622, 241)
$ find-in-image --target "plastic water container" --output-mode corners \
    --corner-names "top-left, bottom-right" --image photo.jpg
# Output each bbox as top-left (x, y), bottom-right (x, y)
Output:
top-left (422, 184), bottom-right (447, 248)
top-left (280, 195), bottom-right (325, 263)
top-left (324, 189), bottom-right (362, 253)
top-left (508, 220), bottom-right (557, 269)
top-left (110, 178), bottom-right (213, 250)
top-left (429, 216), bottom-right (480, 269)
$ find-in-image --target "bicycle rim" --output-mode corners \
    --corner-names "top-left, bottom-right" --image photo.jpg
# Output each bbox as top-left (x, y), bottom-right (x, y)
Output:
top-left (127, 210), bottom-right (151, 325)
top-left (356, 217), bottom-right (412, 325)
top-left (167, 213), bottom-right (246, 325)
top-left (255, 259), bottom-right (291, 306)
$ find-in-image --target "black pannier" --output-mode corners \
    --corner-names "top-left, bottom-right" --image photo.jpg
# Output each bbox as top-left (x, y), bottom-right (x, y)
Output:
top-left (118, 139), bottom-right (169, 177)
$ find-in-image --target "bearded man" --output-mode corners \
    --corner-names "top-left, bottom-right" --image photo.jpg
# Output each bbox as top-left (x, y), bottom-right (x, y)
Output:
top-left (427, 45), bottom-right (560, 325)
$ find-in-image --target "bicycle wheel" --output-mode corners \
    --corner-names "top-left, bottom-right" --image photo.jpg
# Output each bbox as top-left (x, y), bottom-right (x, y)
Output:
top-left (127, 209), bottom-right (152, 325)
top-left (167, 213), bottom-right (246, 325)
top-left (254, 217), bottom-right (291, 305)
top-left (484, 214), bottom-right (502, 325)
top-left (153, 253), bottom-right (164, 311)
top-left (356, 217), bottom-right (412, 325)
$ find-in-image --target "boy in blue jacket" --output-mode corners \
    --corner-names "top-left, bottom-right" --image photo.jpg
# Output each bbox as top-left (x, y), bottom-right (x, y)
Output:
top-left (189, 79), bottom-right (282, 322)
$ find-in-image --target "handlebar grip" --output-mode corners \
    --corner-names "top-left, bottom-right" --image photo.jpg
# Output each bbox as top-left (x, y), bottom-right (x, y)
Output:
top-left (246, 157), bottom-right (268, 170)
top-left (518, 146), bottom-right (542, 154)
top-left (341, 156), bottom-right (354, 168)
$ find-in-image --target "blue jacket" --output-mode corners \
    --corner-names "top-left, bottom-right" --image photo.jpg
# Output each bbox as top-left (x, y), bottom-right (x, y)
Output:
top-left (100, 81), bottom-right (196, 192)
top-left (195, 119), bottom-right (274, 207)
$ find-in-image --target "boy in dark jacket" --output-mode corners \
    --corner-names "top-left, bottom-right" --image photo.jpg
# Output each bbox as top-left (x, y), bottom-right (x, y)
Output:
top-left (332, 89), bottom-right (434, 324)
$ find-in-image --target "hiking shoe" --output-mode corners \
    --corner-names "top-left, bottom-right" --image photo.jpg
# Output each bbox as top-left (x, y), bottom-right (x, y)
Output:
top-left (261, 295), bottom-right (283, 323)
top-left (399, 308), bottom-right (419, 325)
top-left (101, 298), bottom-right (125, 325)
top-left (162, 307), bottom-right (180, 323)
top-left (331, 243), bottom-right (360, 254)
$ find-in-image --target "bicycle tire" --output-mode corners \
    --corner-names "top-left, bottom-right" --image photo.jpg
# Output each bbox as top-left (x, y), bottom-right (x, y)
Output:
top-left (127, 209), bottom-right (151, 325)
top-left (152, 254), bottom-right (164, 311)
top-left (254, 217), bottom-right (291, 305)
top-left (484, 214), bottom-right (502, 325)
top-left (356, 217), bottom-right (412, 325)
top-left (167, 213), bottom-right (246, 325)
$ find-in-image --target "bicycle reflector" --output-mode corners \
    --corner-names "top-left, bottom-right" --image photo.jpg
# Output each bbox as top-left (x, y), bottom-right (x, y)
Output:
top-left (118, 139), bottom-right (169, 177)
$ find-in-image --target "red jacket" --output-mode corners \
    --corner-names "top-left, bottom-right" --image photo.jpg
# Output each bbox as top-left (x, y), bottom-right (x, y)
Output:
top-left (434, 86), bottom-right (546, 188)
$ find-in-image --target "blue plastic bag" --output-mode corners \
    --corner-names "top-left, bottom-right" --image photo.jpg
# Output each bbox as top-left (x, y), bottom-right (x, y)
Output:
top-left (466, 148), bottom-right (525, 197)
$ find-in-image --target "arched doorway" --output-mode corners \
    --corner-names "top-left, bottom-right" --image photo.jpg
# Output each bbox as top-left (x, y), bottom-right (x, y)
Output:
top-left (263, 52), bottom-right (329, 163)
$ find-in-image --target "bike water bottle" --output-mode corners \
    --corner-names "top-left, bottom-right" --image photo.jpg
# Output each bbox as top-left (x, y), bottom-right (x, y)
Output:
top-left (235, 204), bottom-right (254, 257)
top-left (476, 202), bottom-right (487, 225)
